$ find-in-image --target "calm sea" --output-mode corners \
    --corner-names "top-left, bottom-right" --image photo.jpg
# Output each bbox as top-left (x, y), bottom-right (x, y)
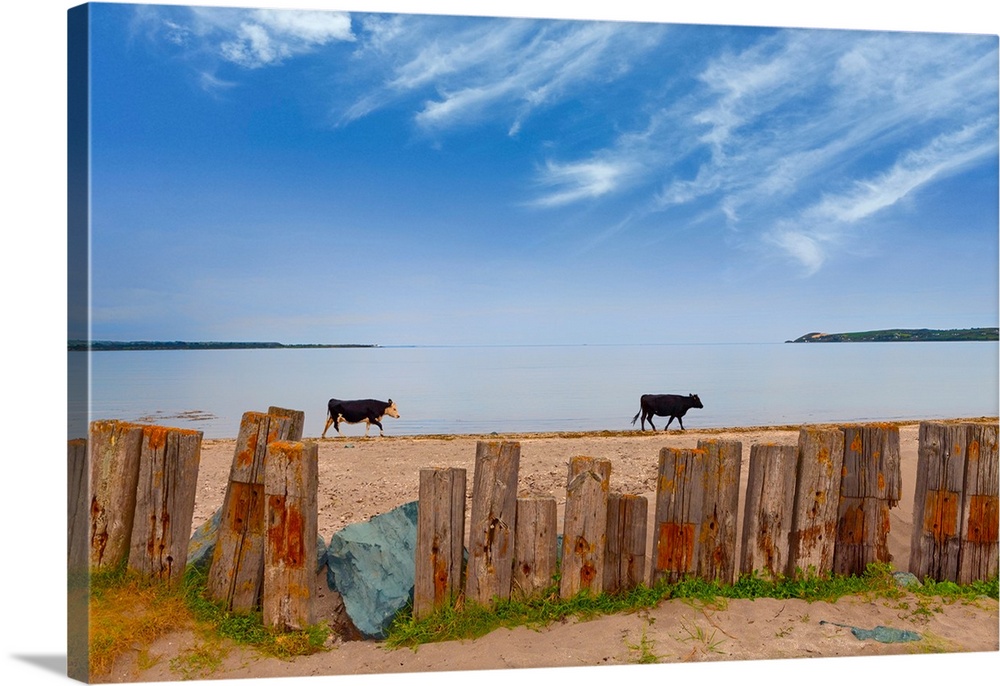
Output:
top-left (69, 342), bottom-right (999, 439)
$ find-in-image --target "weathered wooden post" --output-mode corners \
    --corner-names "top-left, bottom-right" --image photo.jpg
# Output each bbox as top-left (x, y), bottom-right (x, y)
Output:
top-left (263, 440), bottom-right (319, 630)
top-left (128, 425), bottom-right (203, 583)
top-left (207, 411), bottom-right (294, 611)
top-left (740, 444), bottom-right (798, 580)
top-left (958, 422), bottom-right (998, 584)
top-left (789, 427), bottom-right (844, 577)
top-left (267, 406), bottom-right (305, 441)
top-left (512, 497), bottom-right (558, 599)
top-left (561, 456), bottom-right (611, 598)
top-left (414, 467), bottom-right (467, 619)
top-left (88, 420), bottom-right (143, 570)
top-left (910, 422), bottom-right (966, 581)
top-left (604, 493), bottom-right (648, 593)
top-left (834, 424), bottom-right (900, 576)
top-left (465, 441), bottom-right (520, 606)
top-left (651, 447), bottom-right (708, 585)
top-left (696, 439), bottom-right (742, 584)
top-left (911, 422), bottom-right (999, 583)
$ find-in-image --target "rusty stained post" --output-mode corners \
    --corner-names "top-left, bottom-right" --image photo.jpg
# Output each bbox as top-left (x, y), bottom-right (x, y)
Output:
top-left (414, 467), bottom-right (467, 619)
top-left (263, 440), bottom-right (318, 630)
top-left (207, 411), bottom-right (294, 611)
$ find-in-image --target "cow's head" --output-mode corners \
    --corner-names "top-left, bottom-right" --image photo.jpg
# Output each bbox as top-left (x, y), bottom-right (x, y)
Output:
top-left (689, 394), bottom-right (703, 408)
top-left (384, 400), bottom-right (400, 418)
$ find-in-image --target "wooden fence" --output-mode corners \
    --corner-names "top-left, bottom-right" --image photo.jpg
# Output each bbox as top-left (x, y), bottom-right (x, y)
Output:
top-left (81, 419), bottom-right (203, 583)
top-left (73, 415), bottom-right (998, 631)
top-left (414, 421), bottom-right (999, 613)
top-left (73, 405), bottom-right (313, 631)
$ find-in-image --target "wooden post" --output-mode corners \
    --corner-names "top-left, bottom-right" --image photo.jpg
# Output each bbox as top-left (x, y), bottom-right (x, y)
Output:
top-left (414, 467), bottom-right (467, 619)
top-left (512, 497), bottom-right (558, 599)
top-left (911, 422), bottom-right (999, 583)
top-left (740, 443), bottom-right (798, 580)
top-left (88, 420), bottom-right (143, 570)
top-left (128, 425), bottom-right (203, 583)
top-left (560, 456), bottom-right (611, 598)
top-left (263, 441), bottom-right (319, 630)
top-left (696, 439), bottom-right (742, 584)
top-left (909, 422), bottom-right (964, 581)
top-left (651, 447), bottom-right (708, 585)
top-left (604, 493), bottom-right (648, 593)
top-left (465, 441), bottom-right (520, 606)
top-left (834, 424), bottom-right (900, 576)
top-left (959, 422), bottom-right (998, 584)
top-left (207, 411), bottom-right (294, 611)
top-left (788, 428), bottom-right (844, 577)
top-left (267, 406), bottom-right (305, 441)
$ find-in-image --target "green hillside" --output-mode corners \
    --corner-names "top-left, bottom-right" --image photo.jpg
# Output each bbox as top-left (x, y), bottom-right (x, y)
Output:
top-left (787, 328), bottom-right (998, 343)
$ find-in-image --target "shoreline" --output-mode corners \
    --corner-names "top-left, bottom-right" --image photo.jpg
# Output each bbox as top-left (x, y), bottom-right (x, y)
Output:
top-left (198, 415), bottom-right (1000, 444)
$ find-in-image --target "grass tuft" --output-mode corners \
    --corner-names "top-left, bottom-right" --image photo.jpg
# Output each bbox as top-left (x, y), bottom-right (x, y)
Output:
top-left (384, 563), bottom-right (998, 649)
top-left (88, 565), bottom-right (331, 680)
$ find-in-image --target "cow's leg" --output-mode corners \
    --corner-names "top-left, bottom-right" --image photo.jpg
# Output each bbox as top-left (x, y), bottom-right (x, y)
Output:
top-left (646, 413), bottom-right (655, 431)
top-left (322, 414), bottom-right (334, 438)
top-left (372, 418), bottom-right (384, 436)
top-left (363, 420), bottom-right (371, 438)
top-left (663, 415), bottom-right (675, 431)
top-left (677, 416), bottom-right (685, 431)
top-left (335, 416), bottom-right (344, 437)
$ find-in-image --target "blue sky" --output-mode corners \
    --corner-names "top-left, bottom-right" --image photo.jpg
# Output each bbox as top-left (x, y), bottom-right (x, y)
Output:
top-left (85, 2), bottom-right (999, 345)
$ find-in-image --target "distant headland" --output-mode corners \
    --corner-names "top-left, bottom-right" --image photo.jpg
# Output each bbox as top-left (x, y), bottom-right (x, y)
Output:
top-left (786, 328), bottom-right (998, 343)
top-left (68, 340), bottom-right (379, 351)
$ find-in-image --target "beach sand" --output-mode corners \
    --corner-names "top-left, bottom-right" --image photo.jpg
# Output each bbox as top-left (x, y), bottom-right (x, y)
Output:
top-left (108, 421), bottom-right (999, 683)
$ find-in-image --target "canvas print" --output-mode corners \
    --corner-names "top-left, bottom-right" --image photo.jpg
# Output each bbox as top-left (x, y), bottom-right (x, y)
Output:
top-left (67, 2), bottom-right (999, 684)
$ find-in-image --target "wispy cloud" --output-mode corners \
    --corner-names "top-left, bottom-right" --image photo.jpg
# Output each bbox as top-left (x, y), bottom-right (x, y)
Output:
top-left (544, 28), bottom-right (997, 273)
top-left (806, 120), bottom-right (998, 225)
top-left (530, 159), bottom-right (639, 207)
top-left (137, 8), bottom-right (997, 277)
top-left (341, 16), bottom-right (665, 133)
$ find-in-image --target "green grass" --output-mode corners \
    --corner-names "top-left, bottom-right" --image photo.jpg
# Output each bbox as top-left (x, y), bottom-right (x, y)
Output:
top-left (88, 565), bottom-right (331, 680)
top-left (384, 564), bottom-right (998, 649)
top-left (87, 561), bottom-right (999, 675)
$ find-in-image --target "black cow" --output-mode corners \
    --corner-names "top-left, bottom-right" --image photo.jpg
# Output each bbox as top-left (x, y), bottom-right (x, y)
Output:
top-left (322, 398), bottom-right (400, 438)
top-left (631, 393), bottom-right (703, 431)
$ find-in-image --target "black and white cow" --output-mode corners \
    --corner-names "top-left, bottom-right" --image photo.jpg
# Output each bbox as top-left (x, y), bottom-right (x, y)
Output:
top-left (321, 398), bottom-right (400, 438)
top-left (631, 393), bottom-right (703, 431)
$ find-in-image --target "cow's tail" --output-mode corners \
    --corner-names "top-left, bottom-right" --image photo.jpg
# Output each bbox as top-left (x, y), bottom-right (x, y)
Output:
top-left (631, 409), bottom-right (641, 426)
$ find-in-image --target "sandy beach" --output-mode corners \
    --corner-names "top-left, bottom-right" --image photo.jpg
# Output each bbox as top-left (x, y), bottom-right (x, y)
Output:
top-left (108, 420), bottom-right (998, 683)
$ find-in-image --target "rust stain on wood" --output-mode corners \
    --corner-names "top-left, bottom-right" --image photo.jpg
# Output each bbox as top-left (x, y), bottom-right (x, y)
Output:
top-left (228, 482), bottom-right (264, 531)
top-left (924, 490), bottom-right (959, 543)
top-left (573, 535), bottom-right (593, 556)
top-left (144, 425), bottom-right (168, 450)
top-left (817, 445), bottom-right (831, 466)
top-left (656, 521), bottom-right (694, 572)
top-left (839, 504), bottom-right (866, 544)
top-left (268, 497), bottom-right (305, 567)
top-left (966, 495), bottom-right (999, 543)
